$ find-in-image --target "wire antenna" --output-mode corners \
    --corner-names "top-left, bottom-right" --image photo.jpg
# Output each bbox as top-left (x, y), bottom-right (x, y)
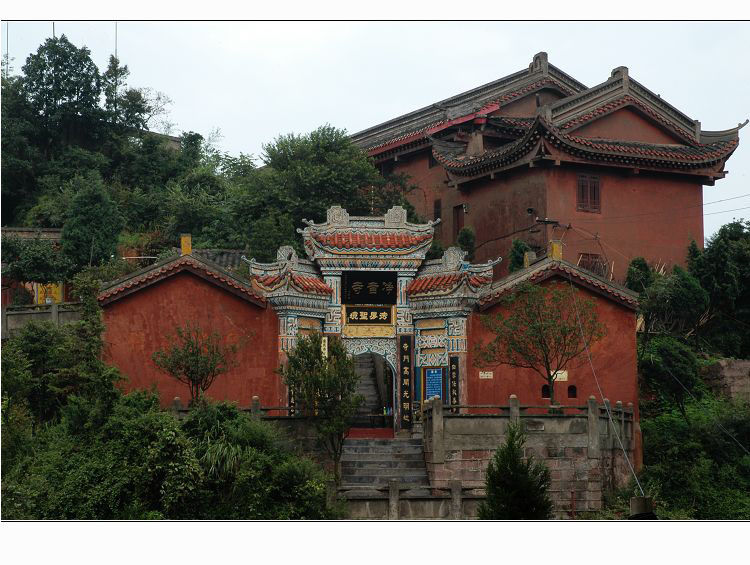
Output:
top-left (566, 270), bottom-right (645, 496)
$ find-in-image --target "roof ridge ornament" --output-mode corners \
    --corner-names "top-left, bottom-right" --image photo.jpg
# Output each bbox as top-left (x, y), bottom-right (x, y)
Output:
top-left (327, 206), bottom-right (350, 227)
top-left (529, 52), bottom-right (549, 75)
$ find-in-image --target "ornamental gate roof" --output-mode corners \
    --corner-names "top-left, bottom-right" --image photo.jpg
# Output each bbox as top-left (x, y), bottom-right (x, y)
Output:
top-left (298, 205), bottom-right (438, 274)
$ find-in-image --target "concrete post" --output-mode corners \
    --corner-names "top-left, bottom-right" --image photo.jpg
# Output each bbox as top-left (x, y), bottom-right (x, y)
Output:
top-left (509, 394), bottom-right (520, 427)
top-left (432, 397), bottom-right (445, 464)
top-left (604, 399), bottom-right (613, 448)
top-left (450, 480), bottom-right (462, 520)
top-left (251, 395), bottom-right (261, 418)
top-left (587, 396), bottom-right (600, 459)
top-left (389, 479), bottom-right (400, 520)
top-left (171, 397), bottom-right (183, 418)
top-left (629, 496), bottom-right (655, 519)
top-left (326, 480), bottom-right (337, 507)
top-left (616, 401), bottom-right (625, 446)
top-left (51, 302), bottom-right (59, 326)
top-left (627, 402), bottom-right (634, 441)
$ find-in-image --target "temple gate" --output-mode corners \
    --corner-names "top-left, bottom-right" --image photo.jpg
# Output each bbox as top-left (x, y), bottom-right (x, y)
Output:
top-left (245, 205), bottom-right (498, 432)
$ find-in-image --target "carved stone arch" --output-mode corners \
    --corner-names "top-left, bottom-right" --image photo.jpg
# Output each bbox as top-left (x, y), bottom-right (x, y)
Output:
top-left (342, 337), bottom-right (397, 374)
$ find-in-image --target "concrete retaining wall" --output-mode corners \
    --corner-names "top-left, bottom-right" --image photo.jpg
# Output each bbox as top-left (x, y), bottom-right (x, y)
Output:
top-left (703, 359), bottom-right (750, 403)
top-left (422, 395), bottom-right (635, 517)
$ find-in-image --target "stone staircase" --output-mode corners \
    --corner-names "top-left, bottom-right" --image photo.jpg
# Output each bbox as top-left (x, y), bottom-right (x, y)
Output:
top-left (353, 354), bottom-right (388, 427)
top-left (340, 438), bottom-right (430, 493)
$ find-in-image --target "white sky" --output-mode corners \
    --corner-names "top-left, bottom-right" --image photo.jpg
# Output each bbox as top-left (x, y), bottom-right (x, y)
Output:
top-left (3, 20), bottom-right (749, 241)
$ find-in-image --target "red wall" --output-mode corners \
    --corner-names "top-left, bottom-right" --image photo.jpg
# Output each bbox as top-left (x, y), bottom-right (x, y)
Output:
top-left (574, 108), bottom-right (682, 144)
top-left (466, 278), bottom-right (638, 415)
top-left (101, 271), bottom-right (282, 408)
top-left (544, 168), bottom-right (703, 281)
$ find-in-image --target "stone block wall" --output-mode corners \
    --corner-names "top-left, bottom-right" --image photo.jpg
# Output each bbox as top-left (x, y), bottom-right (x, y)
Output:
top-left (422, 395), bottom-right (635, 517)
top-left (702, 359), bottom-right (750, 403)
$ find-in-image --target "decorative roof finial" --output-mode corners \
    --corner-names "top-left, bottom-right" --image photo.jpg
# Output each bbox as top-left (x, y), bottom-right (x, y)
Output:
top-left (529, 52), bottom-right (549, 74)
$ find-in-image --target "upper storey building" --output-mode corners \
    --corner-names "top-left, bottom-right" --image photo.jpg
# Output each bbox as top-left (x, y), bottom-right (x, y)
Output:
top-left (351, 52), bottom-right (745, 282)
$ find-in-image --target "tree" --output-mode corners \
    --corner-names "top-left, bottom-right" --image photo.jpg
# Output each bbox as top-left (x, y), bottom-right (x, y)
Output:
top-left (152, 323), bottom-right (245, 404)
top-left (478, 423), bottom-right (553, 519)
top-left (508, 239), bottom-right (532, 273)
top-left (1, 235), bottom-right (73, 283)
top-left (687, 221), bottom-right (750, 357)
top-left (475, 281), bottom-right (607, 406)
top-left (457, 226), bottom-right (476, 261)
top-left (279, 333), bottom-right (363, 484)
top-left (639, 335), bottom-right (701, 418)
top-left (61, 172), bottom-right (123, 270)
top-left (624, 256), bottom-right (655, 293)
top-left (21, 35), bottom-right (102, 149)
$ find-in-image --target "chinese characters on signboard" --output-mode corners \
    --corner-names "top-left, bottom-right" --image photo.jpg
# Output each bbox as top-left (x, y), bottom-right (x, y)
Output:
top-left (399, 335), bottom-right (413, 428)
top-left (449, 356), bottom-right (460, 413)
top-left (344, 306), bottom-right (393, 325)
top-left (425, 368), bottom-right (443, 400)
top-left (342, 271), bottom-right (397, 305)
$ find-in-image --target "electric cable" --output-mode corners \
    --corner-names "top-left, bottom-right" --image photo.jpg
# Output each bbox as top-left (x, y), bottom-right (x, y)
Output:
top-left (565, 270), bottom-right (646, 496)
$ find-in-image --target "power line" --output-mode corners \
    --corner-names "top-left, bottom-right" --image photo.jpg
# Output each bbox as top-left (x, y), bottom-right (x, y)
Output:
top-left (662, 365), bottom-right (750, 457)
top-left (565, 270), bottom-right (645, 496)
top-left (570, 194), bottom-right (750, 224)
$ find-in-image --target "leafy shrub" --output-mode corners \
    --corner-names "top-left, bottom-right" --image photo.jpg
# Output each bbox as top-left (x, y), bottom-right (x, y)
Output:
top-left (478, 423), bottom-right (553, 519)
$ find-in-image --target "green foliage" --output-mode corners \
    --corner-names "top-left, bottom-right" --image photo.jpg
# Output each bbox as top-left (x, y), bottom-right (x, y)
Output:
top-left (475, 281), bottom-right (606, 405)
top-left (639, 335), bottom-right (701, 417)
top-left (1, 234), bottom-right (73, 283)
top-left (478, 423), bottom-right (553, 519)
top-left (624, 256), bottom-right (655, 293)
top-left (457, 226), bottom-right (476, 261)
top-left (638, 265), bottom-right (708, 340)
top-left (280, 333), bottom-right (363, 483)
top-left (687, 221), bottom-right (750, 357)
top-left (21, 35), bottom-right (103, 147)
top-left (425, 238), bottom-right (445, 261)
top-left (2, 391), bottom-right (202, 519)
top-left (178, 401), bottom-right (336, 519)
top-left (152, 323), bottom-right (246, 404)
top-left (508, 239), bottom-right (532, 273)
top-left (61, 173), bottom-right (124, 270)
top-left (638, 396), bottom-right (750, 519)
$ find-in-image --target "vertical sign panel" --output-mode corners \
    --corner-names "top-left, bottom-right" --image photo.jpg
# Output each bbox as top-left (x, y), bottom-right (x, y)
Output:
top-left (399, 335), bottom-right (413, 429)
top-left (449, 356), bottom-right (460, 414)
top-left (425, 368), bottom-right (443, 400)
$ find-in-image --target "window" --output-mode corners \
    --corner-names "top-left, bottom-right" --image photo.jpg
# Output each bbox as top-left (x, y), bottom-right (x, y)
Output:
top-left (379, 160), bottom-right (394, 177)
top-left (577, 174), bottom-right (600, 213)
top-left (567, 385), bottom-right (577, 399)
top-left (453, 204), bottom-right (465, 242)
top-left (541, 384), bottom-right (551, 399)
top-left (578, 253), bottom-right (609, 278)
top-left (433, 199), bottom-right (442, 222)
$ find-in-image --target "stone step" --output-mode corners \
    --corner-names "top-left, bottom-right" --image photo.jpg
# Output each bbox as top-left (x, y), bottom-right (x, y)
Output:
top-left (341, 452), bottom-right (424, 461)
top-left (341, 475), bottom-right (429, 485)
top-left (344, 438), bottom-right (422, 446)
top-left (342, 460), bottom-right (425, 469)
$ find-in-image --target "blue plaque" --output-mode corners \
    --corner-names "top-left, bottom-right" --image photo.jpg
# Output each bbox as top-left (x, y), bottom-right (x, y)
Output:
top-left (425, 368), bottom-right (443, 400)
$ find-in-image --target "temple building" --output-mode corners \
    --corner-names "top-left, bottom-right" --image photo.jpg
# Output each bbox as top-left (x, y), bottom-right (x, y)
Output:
top-left (350, 52), bottom-right (745, 281)
top-left (99, 205), bottom-right (639, 444)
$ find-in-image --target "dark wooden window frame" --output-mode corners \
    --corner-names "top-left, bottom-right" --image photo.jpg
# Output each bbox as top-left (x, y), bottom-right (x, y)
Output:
top-left (577, 174), bottom-right (601, 213)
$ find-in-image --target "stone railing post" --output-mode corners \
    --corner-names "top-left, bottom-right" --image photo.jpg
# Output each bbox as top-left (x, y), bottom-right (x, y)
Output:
top-left (251, 395), bottom-right (261, 419)
top-left (326, 480), bottom-right (337, 508)
top-left (587, 396), bottom-right (600, 459)
top-left (432, 396), bottom-right (445, 464)
top-left (450, 480), bottom-right (462, 519)
top-left (51, 302), bottom-right (59, 326)
top-left (509, 394), bottom-right (520, 427)
top-left (603, 399), bottom-right (613, 448)
top-left (616, 400), bottom-right (625, 445)
top-left (171, 397), bottom-right (183, 419)
top-left (626, 402), bottom-right (634, 441)
top-left (389, 479), bottom-right (400, 520)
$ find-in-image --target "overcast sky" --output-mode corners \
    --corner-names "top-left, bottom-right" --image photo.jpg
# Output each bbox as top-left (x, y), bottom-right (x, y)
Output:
top-left (3, 20), bottom-right (749, 241)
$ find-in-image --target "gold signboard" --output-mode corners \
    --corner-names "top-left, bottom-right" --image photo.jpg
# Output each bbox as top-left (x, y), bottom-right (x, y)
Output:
top-left (342, 305), bottom-right (395, 338)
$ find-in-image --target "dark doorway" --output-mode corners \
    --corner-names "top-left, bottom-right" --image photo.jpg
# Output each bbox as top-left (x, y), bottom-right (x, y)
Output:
top-left (352, 353), bottom-right (394, 428)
